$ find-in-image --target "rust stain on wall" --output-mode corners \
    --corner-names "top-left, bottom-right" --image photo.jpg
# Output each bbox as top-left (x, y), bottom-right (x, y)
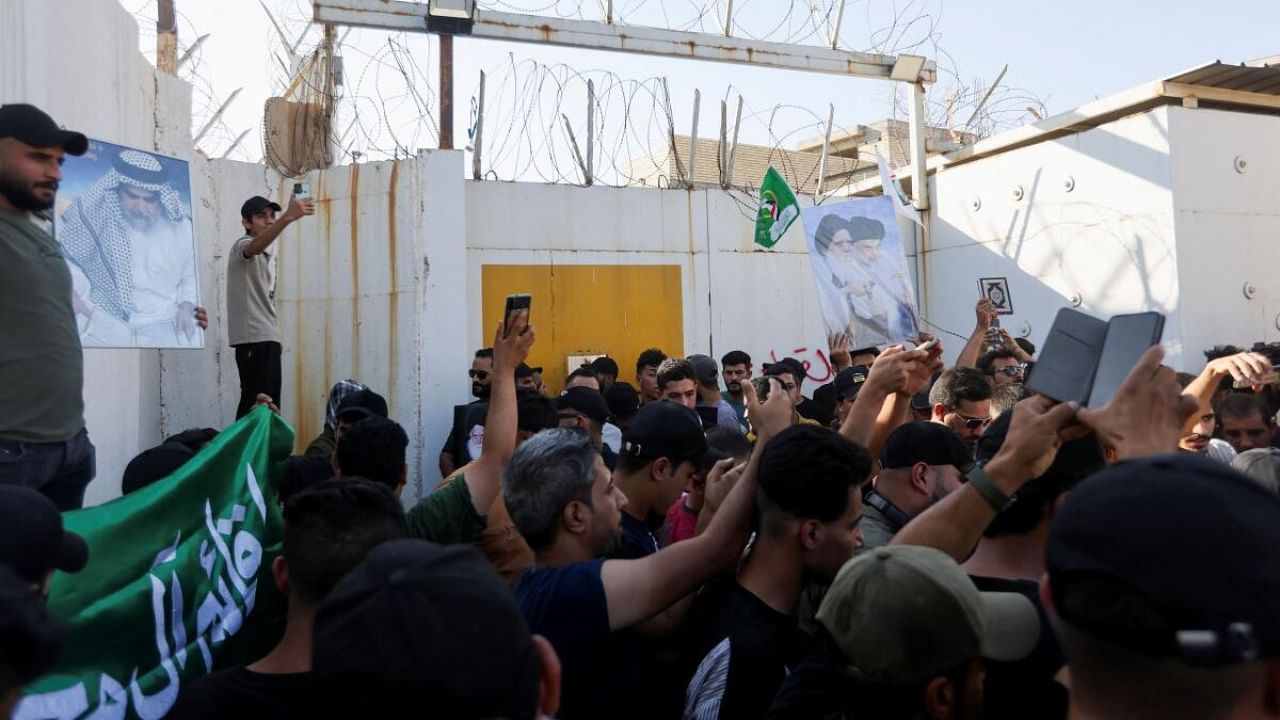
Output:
top-left (386, 162), bottom-right (400, 416)
top-left (349, 163), bottom-right (362, 381)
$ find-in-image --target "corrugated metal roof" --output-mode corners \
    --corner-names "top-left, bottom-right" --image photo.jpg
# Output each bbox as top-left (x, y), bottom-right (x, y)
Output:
top-left (1166, 62), bottom-right (1280, 95)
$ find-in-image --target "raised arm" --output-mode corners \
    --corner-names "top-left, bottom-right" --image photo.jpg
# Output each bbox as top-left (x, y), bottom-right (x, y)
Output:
top-left (464, 309), bottom-right (534, 514)
top-left (840, 342), bottom-right (940, 460)
top-left (1178, 351), bottom-right (1271, 433)
top-left (955, 298), bottom-right (998, 369)
top-left (242, 194), bottom-right (315, 257)
top-left (600, 378), bottom-right (792, 631)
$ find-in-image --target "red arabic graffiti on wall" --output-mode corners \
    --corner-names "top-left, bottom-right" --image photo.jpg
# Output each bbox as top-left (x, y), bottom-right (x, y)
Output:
top-left (765, 347), bottom-right (834, 384)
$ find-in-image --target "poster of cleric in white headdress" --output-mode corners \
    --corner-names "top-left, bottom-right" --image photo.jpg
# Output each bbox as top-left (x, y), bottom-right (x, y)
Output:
top-left (801, 197), bottom-right (919, 349)
top-left (55, 140), bottom-right (202, 348)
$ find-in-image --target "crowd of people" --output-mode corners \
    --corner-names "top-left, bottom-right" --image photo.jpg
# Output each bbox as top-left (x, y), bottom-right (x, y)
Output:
top-left (5, 103), bottom-right (1280, 720)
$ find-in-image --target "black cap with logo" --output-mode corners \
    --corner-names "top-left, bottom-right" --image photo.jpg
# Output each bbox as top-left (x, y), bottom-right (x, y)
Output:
top-left (240, 195), bottom-right (283, 220)
top-left (0, 104), bottom-right (87, 155)
top-left (336, 389), bottom-right (389, 423)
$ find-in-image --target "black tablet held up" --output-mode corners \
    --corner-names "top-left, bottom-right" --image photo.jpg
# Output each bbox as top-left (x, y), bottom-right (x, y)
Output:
top-left (1025, 308), bottom-right (1164, 407)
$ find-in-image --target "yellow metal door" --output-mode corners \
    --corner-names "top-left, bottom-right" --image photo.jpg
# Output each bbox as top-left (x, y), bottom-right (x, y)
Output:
top-left (481, 264), bottom-right (684, 395)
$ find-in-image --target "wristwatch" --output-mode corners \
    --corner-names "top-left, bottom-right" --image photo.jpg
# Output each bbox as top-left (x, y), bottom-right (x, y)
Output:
top-left (966, 465), bottom-right (1016, 512)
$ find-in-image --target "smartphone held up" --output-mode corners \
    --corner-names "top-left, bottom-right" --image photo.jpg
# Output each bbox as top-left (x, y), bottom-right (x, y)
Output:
top-left (504, 294), bottom-right (532, 336)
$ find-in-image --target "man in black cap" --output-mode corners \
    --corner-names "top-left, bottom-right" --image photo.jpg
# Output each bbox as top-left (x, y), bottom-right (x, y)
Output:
top-left (279, 388), bottom-right (390, 501)
top-left (304, 539), bottom-right (561, 719)
top-left (557, 386), bottom-right (617, 469)
top-left (516, 362), bottom-right (539, 391)
top-left (1045, 453), bottom-right (1280, 720)
top-left (0, 104), bottom-right (97, 509)
top-left (859, 421), bottom-right (973, 551)
top-left (830, 365), bottom-right (868, 429)
top-left (0, 486), bottom-right (89, 599)
top-left (226, 190), bottom-right (315, 419)
top-left (612, 402), bottom-right (728, 559)
top-left (688, 354), bottom-right (741, 431)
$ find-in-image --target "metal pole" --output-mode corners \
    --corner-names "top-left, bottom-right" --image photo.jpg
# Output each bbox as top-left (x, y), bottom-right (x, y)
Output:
top-left (157, 0), bottom-right (177, 75)
top-left (725, 94), bottom-right (743, 188)
top-left (439, 34), bottom-right (454, 149)
top-left (718, 100), bottom-right (728, 188)
top-left (220, 128), bottom-right (252, 158)
top-left (177, 33), bottom-right (210, 70)
top-left (962, 64), bottom-right (1008, 131)
top-left (661, 78), bottom-right (687, 188)
top-left (815, 103), bottom-right (834, 198)
top-left (472, 70), bottom-right (486, 180)
top-left (907, 82), bottom-right (930, 210)
top-left (687, 89), bottom-right (701, 188)
top-left (193, 87), bottom-right (241, 145)
top-left (829, 0), bottom-right (847, 49)
top-left (723, 0), bottom-right (735, 36)
top-left (562, 114), bottom-right (589, 185)
top-left (586, 79), bottom-right (595, 185)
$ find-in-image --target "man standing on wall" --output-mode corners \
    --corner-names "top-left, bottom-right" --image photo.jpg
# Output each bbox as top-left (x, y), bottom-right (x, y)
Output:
top-left (227, 192), bottom-right (314, 419)
top-left (0, 104), bottom-right (96, 510)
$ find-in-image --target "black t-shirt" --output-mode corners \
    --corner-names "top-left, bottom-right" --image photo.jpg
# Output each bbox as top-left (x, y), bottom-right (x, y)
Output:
top-left (443, 400), bottom-right (487, 464)
top-left (167, 666), bottom-right (318, 720)
top-left (768, 652), bottom-right (855, 720)
top-left (969, 575), bottom-right (1067, 720)
top-left (680, 576), bottom-right (812, 720)
top-left (612, 511), bottom-right (660, 560)
top-left (798, 396), bottom-right (833, 428)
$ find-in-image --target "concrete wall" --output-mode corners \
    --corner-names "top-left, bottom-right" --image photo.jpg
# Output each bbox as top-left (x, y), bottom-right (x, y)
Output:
top-left (923, 107), bottom-right (1184, 366)
top-left (1168, 105), bottom-right (1280, 355)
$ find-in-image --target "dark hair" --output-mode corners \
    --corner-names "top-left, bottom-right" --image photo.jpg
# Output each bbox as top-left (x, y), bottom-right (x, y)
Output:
top-left (122, 442), bottom-right (195, 495)
top-left (721, 350), bottom-right (752, 368)
top-left (474, 348), bottom-right (494, 360)
top-left (976, 412), bottom-right (1104, 537)
top-left (503, 429), bottom-right (600, 551)
top-left (517, 389), bottom-right (558, 434)
top-left (706, 426), bottom-right (753, 463)
top-left (163, 427), bottom-right (219, 453)
top-left (756, 426), bottom-right (871, 533)
top-left (636, 348), bottom-right (668, 375)
top-left (1216, 392), bottom-right (1271, 425)
top-left (977, 349), bottom-right (1020, 376)
top-left (656, 357), bottom-right (697, 390)
top-left (989, 382), bottom-right (1030, 418)
top-left (336, 418), bottom-right (409, 492)
top-left (1014, 337), bottom-right (1036, 357)
top-left (566, 366), bottom-right (602, 387)
top-left (764, 362), bottom-right (803, 387)
top-left (282, 477), bottom-right (406, 604)
top-left (928, 367), bottom-right (993, 410)
top-left (1176, 372), bottom-right (1197, 390)
top-left (590, 356), bottom-right (620, 378)
top-left (1052, 573), bottom-right (1263, 719)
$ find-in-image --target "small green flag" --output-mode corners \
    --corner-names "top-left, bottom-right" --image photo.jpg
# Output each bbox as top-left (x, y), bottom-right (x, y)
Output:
top-left (19, 408), bottom-right (293, 720)
top-left (754, 166), bottom-right (799, 249)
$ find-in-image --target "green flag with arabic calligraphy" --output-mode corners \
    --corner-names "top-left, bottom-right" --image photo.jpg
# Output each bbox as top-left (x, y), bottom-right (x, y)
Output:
top-left (18, 407), bottom-right (293, 720)
top-left (754, 166), bottom-right (800, 249)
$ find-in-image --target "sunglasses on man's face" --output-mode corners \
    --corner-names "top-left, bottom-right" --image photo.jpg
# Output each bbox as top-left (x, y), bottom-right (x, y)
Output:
top-left (468, 369), bottom-right (490, 380)
top-left (993, 365), bottom-right (1025, 378)
top-left (956, 412), bottom-right (992, 430)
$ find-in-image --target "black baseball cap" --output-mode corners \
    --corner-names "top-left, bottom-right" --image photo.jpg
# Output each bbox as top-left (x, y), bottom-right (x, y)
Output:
top-left (0, 487), bottom-right (89, 584)
top-left (605, 382), bottom-right (640, 421)
top-left (880, 421), bottom-right (974, 472)
top-left (313, 539), bottom-right (541, 717)
top-left (122, 442), bottom-right (195, 495)
top-left (240, 195), bottom-right (282, 220)
top-left (0, 104), bottom-right (87, 155)
top-left (557, 386), bottom-right (611, 425)
top-left (1047, 453), bottom-right (1280, 664)
top-left (833, 366), bottom-right (869, 400)
top-left (515, 363), bottom-right (536, 379)
top-left (910, 388), bottom-right (933, 412)
top-left (336, 389), bottom-right (389, 423)
top-left (687, 354), bottom-right (720, 386)
top-left (622, 402), bottom-right (726, 470)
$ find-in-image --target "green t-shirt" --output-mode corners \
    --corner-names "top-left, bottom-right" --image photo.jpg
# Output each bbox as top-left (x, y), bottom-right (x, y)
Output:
top-left (0, 208), bottom-right (84, 443)
top-left (404, 474), bottom-right (487, 545)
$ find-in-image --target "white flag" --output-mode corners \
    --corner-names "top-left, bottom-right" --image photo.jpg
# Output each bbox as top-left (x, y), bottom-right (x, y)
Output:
top-left (875, 149), bottom-right (923, 228)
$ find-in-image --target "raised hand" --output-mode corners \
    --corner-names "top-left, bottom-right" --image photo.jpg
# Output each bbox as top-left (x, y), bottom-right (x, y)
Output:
top-left (975, 298), bottom-right (998, 331)
top-left (1077, 345), bottom-right (1198, 461)
top-left (492, 309), bottom-right (535, 375)
top-left (745, 376), bottom-right (793, 443)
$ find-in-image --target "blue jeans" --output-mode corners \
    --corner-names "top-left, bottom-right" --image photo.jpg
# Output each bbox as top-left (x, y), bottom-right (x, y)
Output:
top-left (0, 429), bottom-right (96, 511)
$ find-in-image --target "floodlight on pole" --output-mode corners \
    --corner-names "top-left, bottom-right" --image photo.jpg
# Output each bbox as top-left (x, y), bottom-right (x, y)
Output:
top-left (889, 54), bottom-right (928, 83)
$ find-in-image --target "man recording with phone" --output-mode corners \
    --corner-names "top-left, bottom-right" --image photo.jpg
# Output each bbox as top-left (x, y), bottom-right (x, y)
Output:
top-left (227, 187), bottom-right (316, 418)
